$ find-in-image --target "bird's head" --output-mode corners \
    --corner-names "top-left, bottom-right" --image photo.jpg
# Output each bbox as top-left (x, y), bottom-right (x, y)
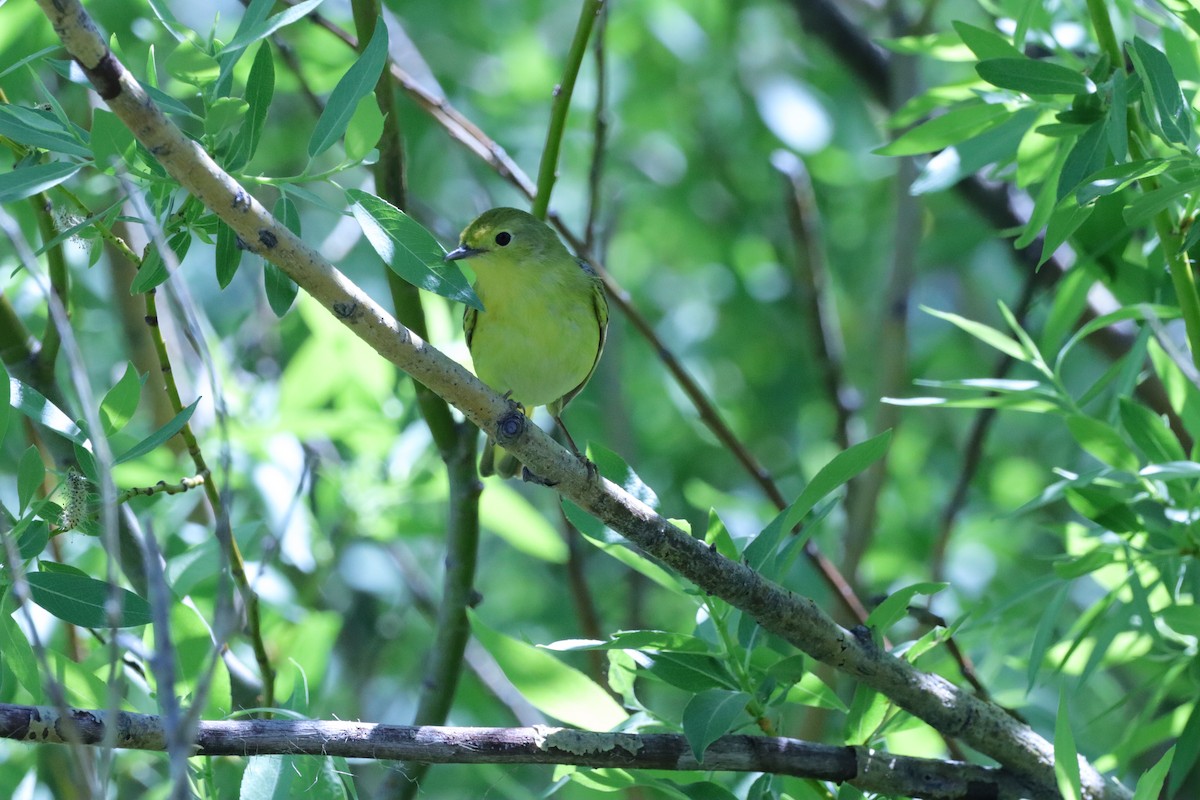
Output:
top-left (444, 207), bottom-right (563, 266)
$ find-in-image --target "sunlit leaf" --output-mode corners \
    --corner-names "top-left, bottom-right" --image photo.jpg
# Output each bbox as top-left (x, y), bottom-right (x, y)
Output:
top-left (470, 611), bottom-right (627, 729)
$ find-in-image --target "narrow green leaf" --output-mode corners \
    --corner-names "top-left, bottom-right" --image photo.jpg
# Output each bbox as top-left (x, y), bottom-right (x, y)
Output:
top-left (0, 600), bottom-right (41, 699)
top-left (976, 57), bottom-right (1093, 95)
top-left (1159, 606), bottom-right (1200, 638)
top-left (876, 102), bottom-right (1010, 156)
top-left (264, 196), bottom-right (300, 317)
top-left (0, 361), bottom-right (9, 447)
top-left (16, 446), bottom-right (44, 514)
top-left (0, 161), bottom-right (82, 205)
top-left (1122, 174), bottom-right (1200, 226)
top-left (565, 500), bottom-right (683, 592)
top-left (1120, 398), bottom-right (1186, 463)
top-left (344, 95), bottom-right (385, 163)
top-left (309, 20), bottom-right (388, 158)
top-left (1130, 37), bottom-right (1192, 146)
top-left (348, 190), bottom-right (481, 309)
top-left (845, 684), bottom-right (889, 745)
top-left (113, 398), bottom-right (199, 465)
top-left (90, 109), bottom-right (137, 171)
top-left (1058, 120), bottom-right (1109, 202)
top-left (469, 610), bottom-right (627, 729)
top-left (9, 378), bottom-right (85, 445)
top-left (204, 96), bottom-right (248, 140)
top-left (865, 582), bottom-right (947, 636)
top-left (100, 362), bottom-right (142, 436)
top-left (224, 0), bottom-right (326, 55)
top-left (227, 41), bottom-right (275, 170)
top-left (0, 45), bottom-right (59, 81)
top-left (165, 39), bottom-right (220, 87)
top-left (16, 519), bottom-right (49, 560)
top-left (1027, 583), bottom-right (1069, 691)
top-left (0, 105), bottom-right (90, 158)
top-left (131, 229), bottom-right (191, 294)
top-left (923, 305), bottom-right (1029, 361)
top-left (1040, 201), bottom-right (1092, 267)
top-left (591, 442), bottom-right (658, 508)
top-left (1141, 461), bottom-right (1200, 480)
top-left (25, 572), bottom-right (152, 628)
top-left (1065, 415), bottom-right (1139, 473)
top-left (681, 690), bottom-right (751, 762)
top-left (1107, 67), bottom-right (1128, 162)
top-left (543, 630), bottom-right (710, 653)
top-left (215, 222), bottom-right (243, 288)
top-left (1054, 694), bottom-right (1082, 800)
top-left (744, 430), bottom-right (891, 574)
top-left (642, 652), bottom-right (738, 692)
top-left (240, 754), bottom-right (290, 800)
top-left (1065, 485), bottom-right (1142, 532)
top-left (704, 509), bottom-right (739, 560)
top-left (1134, 745), bottom-right (1174, 800)
top-left (952, 21), bottom-right (1023, 60)
top-left (1015, 141), bottom-right (1070, 248)
top-left (481, 482), bottom-right (568, 563)
top-left (1074, 159), bottom-right (1168, 205)
top-left (911, 107), bottom-right (1038, 195)
top-left (1057, 303), bottom-right (1180, 369)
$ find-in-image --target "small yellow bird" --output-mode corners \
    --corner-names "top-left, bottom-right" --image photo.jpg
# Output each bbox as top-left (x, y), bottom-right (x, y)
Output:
top-left (444, 208), bottom-right (608, 479)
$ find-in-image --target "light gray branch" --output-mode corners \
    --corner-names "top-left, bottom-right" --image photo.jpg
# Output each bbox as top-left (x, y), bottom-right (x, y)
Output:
top-left (30, 2), bottom-right (1128, 798)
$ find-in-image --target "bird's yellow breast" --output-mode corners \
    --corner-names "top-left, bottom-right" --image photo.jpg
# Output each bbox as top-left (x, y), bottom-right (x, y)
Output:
top-left (469, 266), bottom-right (600, 408)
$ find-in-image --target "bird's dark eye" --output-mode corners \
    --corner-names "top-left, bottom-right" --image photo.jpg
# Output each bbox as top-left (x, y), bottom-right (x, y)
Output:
top-left (495, 231), bottom-right (512, 246)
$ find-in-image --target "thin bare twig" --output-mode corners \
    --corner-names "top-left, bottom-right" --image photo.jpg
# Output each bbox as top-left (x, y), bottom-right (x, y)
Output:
top-left (0, 701), bottom-right (1046, 799)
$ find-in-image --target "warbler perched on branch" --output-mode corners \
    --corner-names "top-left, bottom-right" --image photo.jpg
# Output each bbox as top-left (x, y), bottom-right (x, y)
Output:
top-left (445, 207), bottom-right (608, 480)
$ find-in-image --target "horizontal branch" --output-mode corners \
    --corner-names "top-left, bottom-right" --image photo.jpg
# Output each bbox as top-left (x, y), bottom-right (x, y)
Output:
top-left (0, 702), bottom-right (1034, 799)
top-left (31, 2), bottom-right (1123, 798)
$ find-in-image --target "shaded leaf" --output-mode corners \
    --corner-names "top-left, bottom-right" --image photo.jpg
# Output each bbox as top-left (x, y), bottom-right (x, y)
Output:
top-left (976, 57), bottom-right (1093, 95)
top-left (309, 19), bottom-right (388, 158)
top-left (681, 690), bottom-right (751, 762)
top-left (1130, 37), bottom-right (1192, 145)
top-left (113, 399), bottom-right (199, 465)
top-left (26, 572), bottom-right (152, 628)
top-left (348, 190), bottom-right (481, 309)
top-left (0, 161), bottom-right (82, 205)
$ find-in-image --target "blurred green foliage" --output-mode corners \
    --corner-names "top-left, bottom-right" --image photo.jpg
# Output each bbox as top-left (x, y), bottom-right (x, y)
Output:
top-left (0, 0), bottom-right (1198, 797)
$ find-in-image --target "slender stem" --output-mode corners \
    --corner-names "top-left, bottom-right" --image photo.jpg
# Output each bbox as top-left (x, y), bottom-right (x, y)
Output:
top-left (143, 288), bottom-right (274, 709)
top-left (347, 7), bottom-right (485, 796)
top-left (530, 0), bottom-right (605, 220)
top-left (584, 2), bottom-right (608, 254)
top-left (1086, 0), bottom-right (1122, 76)
top-left (1157, 217), bottom-right (1200, 369)
top-left (774, 153), bottom-right (853, 451)
top-left (31, 193), bottom-right (68, 384)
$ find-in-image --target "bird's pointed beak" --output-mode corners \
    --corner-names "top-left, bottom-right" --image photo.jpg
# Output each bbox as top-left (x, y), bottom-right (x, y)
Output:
top-left (444, 245), bottom-right (484, 263)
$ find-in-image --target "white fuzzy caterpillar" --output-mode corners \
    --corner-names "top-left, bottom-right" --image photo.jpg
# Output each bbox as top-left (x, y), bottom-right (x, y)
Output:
top-left (59, 468), bottom-right (89, 531)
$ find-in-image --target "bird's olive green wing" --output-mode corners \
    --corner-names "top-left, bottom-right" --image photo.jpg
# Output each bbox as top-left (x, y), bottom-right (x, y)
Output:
top-left (556, 260), bottom-right (609, 412)
top-left (463, 305), bottom-right (478, 350)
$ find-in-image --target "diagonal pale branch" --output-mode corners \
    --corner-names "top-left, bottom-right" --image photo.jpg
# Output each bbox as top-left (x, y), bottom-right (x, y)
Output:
top-left (32, 3), bottom-right (1128, 798)
top-left (0, 701), bottom-right (1043, 799)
